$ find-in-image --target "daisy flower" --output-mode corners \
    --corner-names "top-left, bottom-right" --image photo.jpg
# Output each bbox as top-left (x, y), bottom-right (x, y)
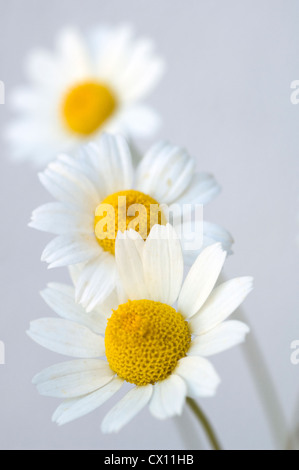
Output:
top-left (30, 133), bottom-right (234, 312)
top-left (6, 24), bottom-right (164, 166)
top-left (27, 225), bottom-right (252, 432)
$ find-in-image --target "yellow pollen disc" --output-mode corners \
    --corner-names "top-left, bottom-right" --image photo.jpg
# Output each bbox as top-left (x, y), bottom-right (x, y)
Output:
top-left (94, 190), bottom-right (167, 255)
top-left (105, 300), bottom-right (191, 386)
top-left (62, 81), bottom-right (117, 136)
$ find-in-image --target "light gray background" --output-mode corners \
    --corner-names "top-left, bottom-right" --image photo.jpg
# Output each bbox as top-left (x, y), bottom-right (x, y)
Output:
top-left (0, 0), bottom-right (298, 450)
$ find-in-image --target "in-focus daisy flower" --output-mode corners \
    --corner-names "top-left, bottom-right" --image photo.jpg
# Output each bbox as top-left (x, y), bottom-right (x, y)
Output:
top-left (6, 25), bottom-right (164, 166)
top-left (28, 225), bottom-right (252, 432)
top-left (29, 133), bottom-right (234, 312)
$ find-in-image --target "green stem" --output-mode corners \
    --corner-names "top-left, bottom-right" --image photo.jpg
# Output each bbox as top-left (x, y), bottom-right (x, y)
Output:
top-left (236, 306), bottom-right (287, 449)
top-left (186, 397), bottom-right (222, 450)
top-left (218, 274), bottom-right (287, 449)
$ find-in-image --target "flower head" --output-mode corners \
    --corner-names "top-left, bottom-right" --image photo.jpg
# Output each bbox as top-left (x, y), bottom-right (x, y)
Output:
top-left (28, 225), bottom-right (252, 432)
top-left (30, 133), bottom-right (233, 312)
top-left (6, 25), bottom-right (165, 166)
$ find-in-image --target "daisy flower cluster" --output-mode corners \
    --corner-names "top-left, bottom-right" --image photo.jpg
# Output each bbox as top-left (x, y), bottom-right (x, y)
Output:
top-left (6, 24), bottom-right (253, 439)
top-left (28, 226), bottom-right (252, 431)
top-left (30, 133), bottom-right (233, 312)
top-left (27, 128), bottom-right (252, 433)
top-left (6, 25), bottom-right (164, 166)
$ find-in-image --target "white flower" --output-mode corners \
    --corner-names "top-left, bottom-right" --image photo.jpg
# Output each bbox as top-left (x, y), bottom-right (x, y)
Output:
top-left (30, 133), bottom-right (234, 312)
top-left (6, 25), bottom-right (164, 167)
top-left (28, 225), bottom-right (252, 432)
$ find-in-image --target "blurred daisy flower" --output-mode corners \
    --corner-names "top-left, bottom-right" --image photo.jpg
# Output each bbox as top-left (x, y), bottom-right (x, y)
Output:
top-left (29, 133), bottom-right (234, 312)
top-left (27, 225), bottom-right (252, 432)
top-left (6, 25), bottom-right (164, 166)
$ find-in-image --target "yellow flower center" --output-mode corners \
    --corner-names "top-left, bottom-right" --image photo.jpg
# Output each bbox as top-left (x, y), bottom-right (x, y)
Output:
top-left (62, 81), bottom-right (117, 136)
top-left (94, 190), bottom-right (167, 255)
top-left (105, 300), bottom-right (191, 386)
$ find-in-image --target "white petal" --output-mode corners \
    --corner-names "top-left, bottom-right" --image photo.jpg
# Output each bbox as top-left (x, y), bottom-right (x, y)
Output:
top-left (190, 277), bottom-right (254, 334)
top-left (29, 202), bottom-right (93, 235)
top-left (149, 375), bottom-right (187, 419)
top-left (202, 221), bottom-right (234, 254)
top-left (178, 244), bottom-right (227, 318)
top-left (41, 234), bottom-right (99, 268)
top-left (111, 35), bottom-right (165, 101)
top-left (68, 264), bottom-right (82, 286)
top-left (177, 220), bottom-right (234, 266)
top-left (101, 385), bottom-right (153, 433)
top-left (175, 173), bottom-right (221, 206)
top-left (173, 218), bottom-right (205, 262)
top-left (52, 399), bottom-right (77, 423)
top-left (94, 133), bottom-right (134, 195)
top-left (53, 377), bottom-right (124, 425)
top-left (33, 359), bottom-right (113, 398)
top-left (117, 105), bottom-right (161, 138)
top-left (136, 142), bottom-right (195, 204)
top-left (115, 230), bottom-right (148, 300)
top-left (56, 27), bottom-right (92, 83)
top-left (39, 160), bottom-right (100, 210)
top-left (69, 144), bottom-right (106, 196)
top-left (143, 224), bottom-right (183, 305)
top-left (75, 255), bottom-right (117, 312)
top-left (40, 283), bottom-right (108, 335)
top-left (188, 321), bottom-right (250, 357)
top-left (27, 318), bottom-right (104, 358)
top-left (175, 356), bottom-right (220, 398)
top-left (94, 25), bottom-right (135, 79)
top-left (121, 55), bottom-right (165, 102)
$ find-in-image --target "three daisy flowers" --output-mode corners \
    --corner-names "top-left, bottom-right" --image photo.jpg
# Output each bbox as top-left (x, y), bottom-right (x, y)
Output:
top-left (7, 25), bottom-right (253, 436)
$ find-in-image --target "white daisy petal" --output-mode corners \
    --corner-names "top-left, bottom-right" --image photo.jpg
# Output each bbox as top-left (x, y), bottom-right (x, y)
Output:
top-left (190, 277), bottom-right (254, 334)
top-left (176, 220), bottom-right (234, 266)
top-left (68, 264), bottom-right (82, 286)
top-left (94, 25), bottom-right (136, 82)
top-left (68, 144), bottom-right (106, 196)
top-left (178, 244), bottom-right (227, 319)
top-left (29, 202), bottom-right (93, 235)
top-left (95, 133), bottom-right (134, 195)
top-left (117, 105), bottom-right (161, 138)
top-left (27, 318), bottom-right (104, 358)
top-left (41, 234), bottom-right (99, 268)
top-left (202, 221), bottom-right (234, 254)
top-left (40, 283), bottom-right (108, 335)
top-left (143, 224), bottom-right (183, 305)
top-left (53, 377), bottom-right (124, 425)
top-left (120, 46), bottom-right (165, 102)
top-left (115, 230), bottom-right (148, 300)
top-left (135, 142), bottom-right (195, 204)
top-left (39, 160), bottom-right (100, 210)
top-left (7, 25), bottom-right (164, 166)
top-left (149, 375), bottom-right (187, 420)
top-left (176, 356), bottom-right (221, 398)
top-left (175, 173), bottom-right (221, 206)
top-left (160, 158), bottom-right (195, 205)
top-left (188, 321), bottom-right (250, 357)
top-left (75, 255), bottom-right (117, 313)
top-left (101, 385), bottom-right (153, 433)
top-left (56, 27), bottom-right (92, 82)
top-left (33, 359), bottom-right (114, 398)
top-left (52, 399), bottom-right (77, 423)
